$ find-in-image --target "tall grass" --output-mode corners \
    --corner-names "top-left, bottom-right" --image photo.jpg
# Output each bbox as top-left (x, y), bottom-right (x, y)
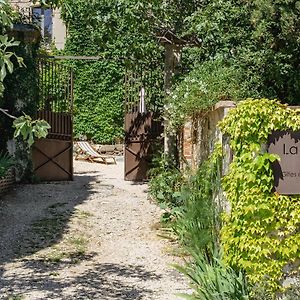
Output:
top-left (175, 250), bottom-right (250, 300)
top-left (170, 147), bottom-right (251, 299)
top-left (173, 146), bottom-right (222, 255)
top-left (149, 148), bottom-right (252, 299)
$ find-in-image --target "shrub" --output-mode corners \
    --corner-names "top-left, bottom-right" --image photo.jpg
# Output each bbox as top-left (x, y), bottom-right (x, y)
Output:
top-left (148, 153), bottom-right (184, 208)
top-left (166, 59), bottom-right (256, 131)
top-left (0, 152), bottom-right (13, 178)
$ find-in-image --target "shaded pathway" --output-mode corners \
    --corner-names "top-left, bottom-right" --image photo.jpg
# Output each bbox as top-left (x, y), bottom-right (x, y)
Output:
top-left (0, 158), bottom-right (191, 299)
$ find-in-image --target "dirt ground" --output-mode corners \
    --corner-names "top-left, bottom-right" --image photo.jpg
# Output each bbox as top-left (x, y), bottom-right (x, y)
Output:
top-left (0, 158), bottom-right (191, 300)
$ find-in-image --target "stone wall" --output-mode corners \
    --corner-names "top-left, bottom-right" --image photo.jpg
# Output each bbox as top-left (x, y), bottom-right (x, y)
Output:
top-left (181, 120), bottom-right (193, 164)
top-left (181, 101), bottom-right (236, 170)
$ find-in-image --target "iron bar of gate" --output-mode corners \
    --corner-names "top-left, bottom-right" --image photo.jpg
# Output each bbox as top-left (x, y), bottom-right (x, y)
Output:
top-left (34, 58), bottom-right (74, 181)
top-left (70, 68), bottom-right (74, 180)
top-left (37, 59), bottom-right (73, 135)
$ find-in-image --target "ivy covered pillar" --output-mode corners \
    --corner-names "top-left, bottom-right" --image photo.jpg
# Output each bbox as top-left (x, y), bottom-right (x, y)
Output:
top-left (163, 42), bottom-right (182, 162)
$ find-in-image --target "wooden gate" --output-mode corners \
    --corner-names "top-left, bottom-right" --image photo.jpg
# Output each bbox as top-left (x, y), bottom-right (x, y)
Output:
top-left (124, 63), bottom-right (164, 181)
top-left (32, 60), bottom-right (74, 181)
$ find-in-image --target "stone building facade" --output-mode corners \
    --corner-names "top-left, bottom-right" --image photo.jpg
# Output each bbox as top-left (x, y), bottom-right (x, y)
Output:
top-left (9, 0), bottom-right (66, 49)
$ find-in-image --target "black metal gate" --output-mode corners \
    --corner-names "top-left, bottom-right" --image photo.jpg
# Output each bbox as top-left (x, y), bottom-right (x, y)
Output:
top-left (32, 59), bottom-right (74, 181)
top-left (124, 63), bottom-right (164, 181)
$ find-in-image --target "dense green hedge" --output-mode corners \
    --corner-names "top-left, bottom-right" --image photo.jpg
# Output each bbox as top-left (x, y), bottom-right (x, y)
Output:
top-left (0, 41), bottom-right (39, 152)
top-left (71, 60), bottom-right (124, 143)
top-left (60, 0), bottom-right (164, 144)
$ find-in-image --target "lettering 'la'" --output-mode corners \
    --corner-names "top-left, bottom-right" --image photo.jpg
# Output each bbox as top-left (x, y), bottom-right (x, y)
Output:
top-left (283, 144), bottom-right (298, 155)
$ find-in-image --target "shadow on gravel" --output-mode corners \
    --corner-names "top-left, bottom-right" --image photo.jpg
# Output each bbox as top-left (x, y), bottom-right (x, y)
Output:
top-left (0, 173), bottom-right (99, 265)
top-left (1, 262), bottom-right (160, 299)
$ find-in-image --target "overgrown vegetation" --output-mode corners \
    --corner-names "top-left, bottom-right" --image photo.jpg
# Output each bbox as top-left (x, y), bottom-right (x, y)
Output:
top-left (176, 251), bottom-right (250, 300)
top-left (150, 99), bottom-right (300, 299)
top-left (149, 154), bottom-right (183, 208)
top-left (219, 99), bottom-right (300, 293)
top-left (0, 1), bottom-right (50, 180)
top-left (57, 0), bottom-right (165, 143)
top-left (149, 4), bottom-right (300, 295)
top-left (169, 0), bottom-right (300, 130)
top-left (172, 145), bottom-right (222, 255)
top-left (149, 144), bottom-right (252, 299)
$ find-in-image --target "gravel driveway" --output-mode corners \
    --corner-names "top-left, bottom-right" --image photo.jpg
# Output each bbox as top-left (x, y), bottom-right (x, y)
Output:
top-left (0, 158), bottom-right (191, 300)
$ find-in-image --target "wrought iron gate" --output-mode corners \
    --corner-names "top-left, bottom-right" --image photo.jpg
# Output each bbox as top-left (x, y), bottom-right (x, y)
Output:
top-left (124, 63), bottom-right (164, 181)
top-left (32, 59), bottom-right (74, 181)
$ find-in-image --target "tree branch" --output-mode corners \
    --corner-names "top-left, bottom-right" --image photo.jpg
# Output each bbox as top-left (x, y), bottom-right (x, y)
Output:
top-left (0, 108), bottom-right (17, 119)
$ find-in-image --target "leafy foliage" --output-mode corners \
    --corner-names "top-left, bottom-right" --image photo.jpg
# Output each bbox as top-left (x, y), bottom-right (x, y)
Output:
top-left (148, 145), bottom-right (243, 299)
top-left (1, 39), bottom-right (40, 151)
top-left (187, 0), bottom-right (300, 105)
top-left (13, 115), bottom-right (50, 147)
top-left (149, 153), bottom-right (183, 207)
top-left (0, 35), bottom-right (23, 83)
top-left (0, 0), bottom-right (16, 29)
top-left (70, 60), bottom-right (125, 143)
top-left (0, 0), bottom-right (22, 97)
top-left (0, 0), bottom-right (50, 182)
top-left (173, 145), bottom-right (222, 255)
top-left (219, 99), bottom-right (300, 292)
top-left (176, 250), bottom-right (250, 300)
top-left (167, 0), bottom-right (300, 130)
top-left (58, 0), bottom-right (165, 143)
top-left (167, 59), bottom-right (253, 130)
top-left (57, 0), bottom-right (206, 143)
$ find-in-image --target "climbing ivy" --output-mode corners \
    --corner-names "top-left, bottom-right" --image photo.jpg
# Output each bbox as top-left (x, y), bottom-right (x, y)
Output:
top-left (219, 99), bottom-right (300, 293)
top-left (59, 0), bottom-right (164, 143)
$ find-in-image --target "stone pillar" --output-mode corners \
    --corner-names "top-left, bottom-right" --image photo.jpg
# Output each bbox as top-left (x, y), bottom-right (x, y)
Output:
top-left (181, 101), bottom-right (236, 170)
top-left (163, 43), bottom-right (182, 162)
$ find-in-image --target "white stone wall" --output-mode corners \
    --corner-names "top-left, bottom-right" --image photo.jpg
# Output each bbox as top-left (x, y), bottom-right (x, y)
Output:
top-left (52, 9), bottom-right (66, 50)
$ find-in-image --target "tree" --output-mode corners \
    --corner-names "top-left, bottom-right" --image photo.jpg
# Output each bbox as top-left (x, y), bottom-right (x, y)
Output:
top-left (0, 0), bottom-right (50, 148)
top-left (181, 0), bottom-right (300, 103)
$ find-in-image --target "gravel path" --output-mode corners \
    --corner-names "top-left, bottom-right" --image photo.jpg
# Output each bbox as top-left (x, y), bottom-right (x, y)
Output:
top-left (0, 158), bottom-right (191, 300)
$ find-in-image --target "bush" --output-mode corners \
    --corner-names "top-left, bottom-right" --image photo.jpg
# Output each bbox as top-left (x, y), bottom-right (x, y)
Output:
top-left (0, 152), bottom-right (13, 178)
top-left (166, 59), bottom-right (257, 130)
top-left (148, 153), bottom-right (184, 208)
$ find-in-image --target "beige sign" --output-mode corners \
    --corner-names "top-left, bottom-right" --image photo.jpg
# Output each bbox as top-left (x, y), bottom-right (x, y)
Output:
top-left (268, 131), bottom-right (300, 195)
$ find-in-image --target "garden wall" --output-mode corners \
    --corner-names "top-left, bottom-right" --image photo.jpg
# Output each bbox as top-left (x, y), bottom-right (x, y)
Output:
top-left (181, 101), bottom-right (235, 171)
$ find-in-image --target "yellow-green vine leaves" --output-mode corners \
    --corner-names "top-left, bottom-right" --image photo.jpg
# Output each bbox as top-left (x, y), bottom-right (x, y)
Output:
top-left (219, 98), bottom-right (300, 292)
